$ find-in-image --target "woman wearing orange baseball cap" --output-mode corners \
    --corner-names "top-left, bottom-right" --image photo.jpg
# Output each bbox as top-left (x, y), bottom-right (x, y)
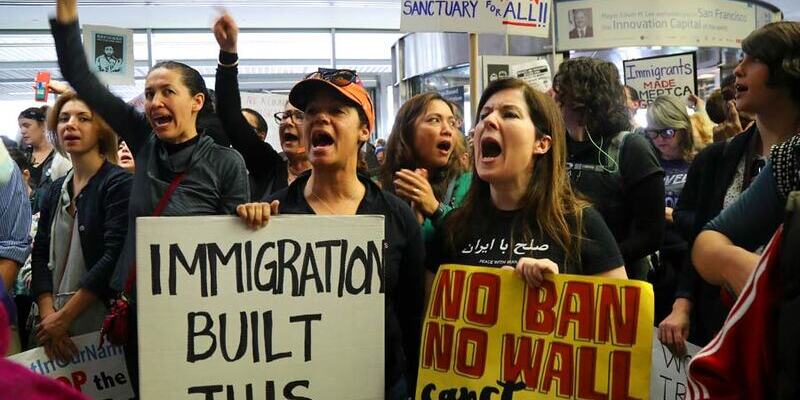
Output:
top-left (236, 68), bottom-right (425, 399)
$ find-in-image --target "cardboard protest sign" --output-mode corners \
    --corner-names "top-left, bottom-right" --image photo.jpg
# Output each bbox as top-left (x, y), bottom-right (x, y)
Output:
top-left (417, 264), bottom-right (654, 399)
top-left (9, 331), bottom-right (134, 399)
top-left (623, 52), bottom-right (697, 106)
top-left (400, 0), bottom-right (551, 37)
top-left (136, 215), bottom-right (385, 400)
top-left (239, 92), bottom-right (290, 151)
top-left (650, 328), bottom-right (701, 400)
top-left (82, 25), bottom-right (135, 86)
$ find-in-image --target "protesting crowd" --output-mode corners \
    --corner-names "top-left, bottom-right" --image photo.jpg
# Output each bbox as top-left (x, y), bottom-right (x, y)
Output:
top-left (1, 0), bottom-right (799, 399)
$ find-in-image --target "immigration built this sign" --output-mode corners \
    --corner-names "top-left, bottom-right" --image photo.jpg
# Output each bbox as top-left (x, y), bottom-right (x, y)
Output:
top-left (401, 0), bottom-right (552, 37)
top-left (556, 0), bottom-right (760, 50)
top-left (136, 215), bottom-right (385, 400)
top-left (417, 265), bottom-right (654, 399)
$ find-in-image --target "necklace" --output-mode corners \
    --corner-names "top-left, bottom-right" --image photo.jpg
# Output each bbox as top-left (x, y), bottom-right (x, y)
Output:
top-left (308, 190), bottom-right (337, 215)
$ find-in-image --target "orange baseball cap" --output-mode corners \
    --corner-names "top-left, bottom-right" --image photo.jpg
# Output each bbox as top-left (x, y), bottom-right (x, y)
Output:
top-left (289, 72), bottom-right (375, 134)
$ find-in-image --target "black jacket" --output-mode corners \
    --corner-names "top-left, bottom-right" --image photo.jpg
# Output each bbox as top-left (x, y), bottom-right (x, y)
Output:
top-left (268, 171), bottom-right (426, 392)
top-left (673, 125), bottom-right (757, 345)
top-left (31, 161), bottom-right (132, 300)
top-left (50, 18), bottom-right (250, 294)
top-left (216, 51), bottom-right (289, 200)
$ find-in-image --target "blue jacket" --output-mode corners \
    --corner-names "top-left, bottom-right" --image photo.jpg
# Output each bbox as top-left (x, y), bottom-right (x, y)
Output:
top-left (31, 161), bottom-right (132, 300)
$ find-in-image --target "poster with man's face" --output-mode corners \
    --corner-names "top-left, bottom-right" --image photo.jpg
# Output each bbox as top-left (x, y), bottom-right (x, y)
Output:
top-left (82, 25), bottom-right (134, 85)
top-left (569, 8), bottom-right (594, 38)
top-left (93, 33), bottom-right (124, 73)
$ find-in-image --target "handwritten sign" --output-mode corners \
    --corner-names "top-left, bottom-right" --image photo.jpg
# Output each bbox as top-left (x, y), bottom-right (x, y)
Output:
top-left (240, 92), bottom-right (289, 151)
top-left (417, 264), bottom-right (654, 399)
top-left (650, 328), bottom-right (702, 400)
top-left (136, 215), bottom-right (385, 399)
top-left (623, 52), bottom-right (697, 106)
top-left (9, 331), bottom-right (134, 400)
top-left (401, 0), bottom-right (551, 37)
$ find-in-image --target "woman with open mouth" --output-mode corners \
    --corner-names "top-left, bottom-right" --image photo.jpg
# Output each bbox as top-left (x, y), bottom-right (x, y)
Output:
top-left (554, 57), bottom-right (665, 281)
top-left (380, 92), bottom-right (471, 245)
top-left (692, 20), bottom-right (800, 296)
top-left (236, 69), bottom-right (425, 400)
top-left (426, 78), bottom-right (627, 289)
top-left (117, 141), bottom-right (135, 174)
top-left (30, 91), bottom-right (132, 364)
top-left (213, 13), bottom-right (311, 201)
top-left (50, 0), bottom-right (250, 391)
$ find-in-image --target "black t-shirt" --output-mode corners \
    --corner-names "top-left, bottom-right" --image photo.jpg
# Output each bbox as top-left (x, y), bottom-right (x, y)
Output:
top-left (427, 205), bottom-right (623, 276)
top-left (267, 171), bottom-right (425, 391)
top-left (661, 158), bottom-right (690, 208)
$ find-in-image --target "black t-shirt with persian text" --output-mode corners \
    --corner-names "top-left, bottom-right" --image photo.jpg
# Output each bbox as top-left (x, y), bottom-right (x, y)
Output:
top-left (427, 205), bottom-right (624, 276)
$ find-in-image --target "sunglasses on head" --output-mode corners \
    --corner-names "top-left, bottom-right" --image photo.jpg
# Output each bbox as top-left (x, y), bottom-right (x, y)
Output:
top-left (305, 68), bottom-right (360, 87)
top-left (646, 128), bottom-right (678, 139)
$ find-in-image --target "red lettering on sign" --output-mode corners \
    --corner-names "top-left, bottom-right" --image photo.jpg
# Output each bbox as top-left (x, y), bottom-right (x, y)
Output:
top-left (611, 351), bottom-right (640, 400)
top-left (523, 280), bottom-right (557, 334)
top-left (540, 342), bottom-right (574, 397)
top-left (464, 272), bottom-right (501, 327)
top-left (597, 285), bottom-right (640, 346)
top-left (429, 269), bottom-right (466, 320)
top-left (577, 347), bottom-right (608, 399)
top-left (421, 321), bottom-right (454, 371)
top-left (556, 281), bottom-right (595, 341)
top-left (501, 334), bottom-right (545, 390)
top-left (454, 328), bottom-right (488, 378)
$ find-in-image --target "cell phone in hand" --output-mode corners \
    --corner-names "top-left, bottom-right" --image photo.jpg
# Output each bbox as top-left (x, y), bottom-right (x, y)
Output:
top-left (34, 71), bottom-right (51, 102)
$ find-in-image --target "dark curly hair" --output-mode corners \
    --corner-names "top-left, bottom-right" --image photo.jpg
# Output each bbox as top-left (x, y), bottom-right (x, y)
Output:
top-left (553, 57), bottom-right (631, 138)
top-left (741, 21), bottom-right (800, 105)
top-left (380, 92), bottom-right (467, 200)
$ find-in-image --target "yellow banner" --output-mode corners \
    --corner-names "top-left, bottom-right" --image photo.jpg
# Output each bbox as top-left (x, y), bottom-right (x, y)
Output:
top-left (417, 264), bottom-right (654, 399)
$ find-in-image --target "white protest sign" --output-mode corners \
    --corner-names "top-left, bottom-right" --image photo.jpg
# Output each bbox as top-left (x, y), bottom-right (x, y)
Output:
top-left (401, 0), bottom-right (551, 37)
top-left (510, 59), bottom-right (552, 93)
top-left (8, 331), bottom-right (134, 400)
top-left (623, 52), bottom-right (697, 106)
top-left (82, 25), bottom-right (135, 86)
top-left (136, 215), bottom-right (385, 400)
top-left (556, 0), bottom-right (757, 50)
top-left (240, 92), bottom-right (290, 152)
top-left (650, 328), bottom-right (702, 400)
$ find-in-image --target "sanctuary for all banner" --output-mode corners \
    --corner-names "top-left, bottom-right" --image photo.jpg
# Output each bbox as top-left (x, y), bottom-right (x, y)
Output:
top-left (417, 265), bottom-right (654, 399)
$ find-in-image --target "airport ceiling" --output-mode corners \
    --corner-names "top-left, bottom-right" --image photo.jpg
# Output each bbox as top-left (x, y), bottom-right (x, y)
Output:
top-left (0, 0), bottom-right (795, 31)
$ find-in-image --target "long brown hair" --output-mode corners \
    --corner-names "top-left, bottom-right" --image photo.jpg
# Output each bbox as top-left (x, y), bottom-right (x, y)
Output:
top-left (47, 91), bottom-right (119, 164)
top-left (380, 92), bottom-right (467, 200)
top-left (445, 78), bottom-right (588, 266)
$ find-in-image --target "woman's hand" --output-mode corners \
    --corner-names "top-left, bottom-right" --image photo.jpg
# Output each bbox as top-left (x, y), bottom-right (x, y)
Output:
top-left (688, 94), bottom-right (706, 112)
top-left (503, 257), bottom-right (559, 288)
top-left (212, 11), bottom-right (239, 54)
top-left (394, 168), bottom-right (439, 216)
top-left (658, 298), bottom-right (692, 356)
top-left (56, 0), bottom-right (78, 23)
top-left (47, 80), bottom-right (71, 95)
top-left (236, 200), bottom-right (279, 229)
top-left (665, 207), bottom-right (674, 224)
top-left (36, 309), bottom-right (78, 362)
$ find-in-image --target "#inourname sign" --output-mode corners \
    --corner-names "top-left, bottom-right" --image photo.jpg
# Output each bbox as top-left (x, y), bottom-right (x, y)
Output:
top-left (401, 0), bottom-right (551, 37)
top-left (624, 52), bottom-right (698, 106)
top-left (417, 265), bottom-right (654, 399)
top-left (8, 331), bottom-right (134, 400)
top-left (136, 215), bottom-right (385, 400)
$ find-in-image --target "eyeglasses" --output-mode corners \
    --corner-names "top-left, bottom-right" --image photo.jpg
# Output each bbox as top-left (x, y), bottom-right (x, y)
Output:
top-left (305, 68), bottom-right (360, 87)
top-left (645, 128), bottom-right (678, 140)
top-left (273, 110), bottom-right (305, 124)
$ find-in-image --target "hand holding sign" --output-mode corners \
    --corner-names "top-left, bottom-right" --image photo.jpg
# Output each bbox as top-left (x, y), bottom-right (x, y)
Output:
top-left (508, 256), bottom-right (558, 288)
top-left (213, 10), bottom-right (239, 54)
top-left (236, 200), bottom-right (280, 229)
top-left (36, 310), bottom-right (79, 362)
